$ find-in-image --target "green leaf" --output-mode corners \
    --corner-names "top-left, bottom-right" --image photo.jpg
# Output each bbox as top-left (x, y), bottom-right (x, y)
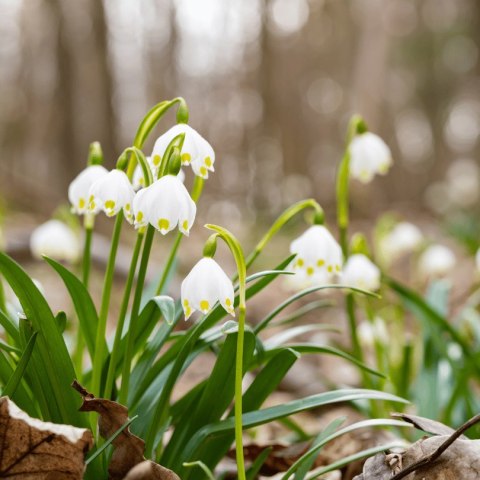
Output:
top-left (246, 447), bottom-right (273, 480)
top-left (283, 419), bottom-right (409, 479)
top-left (162, 330), bottom-right (257, 471)
top-left (178, 348), bottom-right (301, 477)
top-left (0, 309), bottom-right (20, 344)
top-left (44, 256), bottom-right (102, 361)
top-left (146, 295), bottom-right (176, 325)
top-left (182, 389), bottom-right (408, 464)
top-left (3, 332), bottom-right (37, 397)
top-left (264, 325), bottom-right (340, 348)
top-left (388, 278), bottom-right (469, 352)
top-left (255, 284), bottom-right (379, 333)
top-left (263, 344), bottom-right (384, 378)
top-left (304, 441), bottom-right (409, 479)
top-left (182, 461), bottom-right (216, 480)
top-left (0, 350), bottom-right (35, 416)
top-left (0, 253), bottom-right (86, 426)
top-left (293, 416), bottom-right (346, 480)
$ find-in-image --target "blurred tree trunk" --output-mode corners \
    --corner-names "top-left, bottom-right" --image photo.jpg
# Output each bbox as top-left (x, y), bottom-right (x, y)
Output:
top-left (3, 0), bottom-right (115, 213)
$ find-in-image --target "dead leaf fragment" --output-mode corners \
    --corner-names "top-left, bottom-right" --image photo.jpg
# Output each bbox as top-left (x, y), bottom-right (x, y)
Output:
top-left (0, 396), bottom-right (93, 479)
top-left (391, 413), bottom-right (461, 438)
top-left (72, 381), bottom-right (180, 480)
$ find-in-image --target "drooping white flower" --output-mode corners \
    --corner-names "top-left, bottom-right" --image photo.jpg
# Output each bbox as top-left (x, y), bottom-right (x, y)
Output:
top-left (30, 220), bottom-right (80, 263)
top-left (349, 132), bottom-right (392, 183)
top-left (289, 225), bottom-right (342, 286)
top-left (181, 257), bottom-right (235, 320)
top-left (151, 124), bottom-right (215, 179)
top-left (476, 248), bottom-right (480, 272)
top-left (418, 244), bottom-right (455, 279)
top-left (342, 254), bottom-right (381, 291)
top-left (133, 157), bottom-right (185, 191)
top-left (68, 165), bottom-right (108, 214)
top-left (88, 169), bottom-right (135, 223)
top-left (381, 222), bottom-right (423, 261)
top-left (358, 317), bottom-right (388, 348)
top-left (132, 174), bottom-right (196, 235)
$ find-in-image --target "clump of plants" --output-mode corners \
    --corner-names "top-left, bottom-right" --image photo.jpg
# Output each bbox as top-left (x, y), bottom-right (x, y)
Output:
top-left (1, 98), bottom-right (479, 479)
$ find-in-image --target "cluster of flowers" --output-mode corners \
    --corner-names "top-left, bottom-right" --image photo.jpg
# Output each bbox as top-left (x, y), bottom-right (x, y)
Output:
top-left (29, 122), bottom-right (474, 323)
top-left (69, 124), bottom-right (213, 235)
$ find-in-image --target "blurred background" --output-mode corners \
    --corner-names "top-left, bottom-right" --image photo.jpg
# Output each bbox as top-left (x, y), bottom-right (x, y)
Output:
top-left (0, 0), bottom-right (480, 241)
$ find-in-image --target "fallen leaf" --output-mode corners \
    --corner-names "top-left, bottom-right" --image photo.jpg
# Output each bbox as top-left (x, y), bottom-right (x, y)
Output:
top-left (0, 396), bottom-right (92, 479)
top-left (354, 413), bottom-right (480, 480)
top-left (72, 381), bottom-right (180, 480)
top-left (391, 413), bottom-right (461, 438)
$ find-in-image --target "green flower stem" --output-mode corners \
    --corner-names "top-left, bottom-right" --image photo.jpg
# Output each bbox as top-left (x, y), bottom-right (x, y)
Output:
top-left (244, 199), bottom-right (324, 273)
top-left (118, 225), bottom-right (155, 405)
top-left (73, 221), bottom-right (93, 377)
top-left (91, 212), bottom-right (124, 396)
top-left (336, 115), bottom-right (367, 361)
top-left (154, 177), bottom-right (204, 296)
top-left (206, 224), bottom-right (247, 480)
top-left (103, 230), bottom-right (145, 399)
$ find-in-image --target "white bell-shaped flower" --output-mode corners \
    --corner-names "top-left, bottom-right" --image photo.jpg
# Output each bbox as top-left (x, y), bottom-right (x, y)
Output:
top-left (133, 157), bottom-right (185, 191)
top-left (68, 165), bottom-right (108, 214)
top-left (88, 169), bottom-right (135, 223)
top-left (151, 124), bottom-right (215, 179)
top-left (418, 244), bottom-right (455, 279)
top-left (132, 174), bottom-right (196, 235)
top-left (289, 225), bottom-right (342, 286)
top-left (181, 257), bottom-right (235, 320)
top-left (30, 220), bottom-right (80, 263)
top-left (358, 317), bottom-right (388, 348)
top-left (381, 222), bottom-right (423, 261)
top-left (342, 254), bottom-right (381, 291)
top-left (349, 132), bottom-right (392, 183)
top-left (476, 248), bottom-right (480, 272)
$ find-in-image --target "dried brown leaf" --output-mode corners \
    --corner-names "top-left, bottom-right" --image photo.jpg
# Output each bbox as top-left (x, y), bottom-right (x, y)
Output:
top-left (0, 396), bottom-right (93, 479)
top-left (72, 381), bottom-right (180, 480)
top-left (391, 413), bottom-right (461, 438)
top-left (355, 413), bottom-right (480, 480)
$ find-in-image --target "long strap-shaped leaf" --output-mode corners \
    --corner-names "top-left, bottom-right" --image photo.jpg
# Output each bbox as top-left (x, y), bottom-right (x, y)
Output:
top-left (0, 253), bottom-right (86, 426)
top-left (181, 389), bottom-right (408, 465)
top-left (45, 257), bottom-right (104, 361)
top-left (3, 332), bottom-right (37, 397)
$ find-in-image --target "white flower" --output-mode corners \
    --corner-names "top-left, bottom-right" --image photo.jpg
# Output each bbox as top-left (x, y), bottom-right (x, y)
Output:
top-left (68, 165), bottom-right (108, 214)
top-left (181, 257), bottom-right (235, 320)
top-left (133, 157), bottom-right (185, 191)
top-left (151, 124), bottom-right (215, 179)
top-left (382, 222), bottom-right (423, 261)
top-left (30, 220), bottom-right (80, 263)
top-left (349, 132), bottom-right (392, 183)
top-left (476, 248), bottom-right (480, 272)
top-left (289, 225), bottom-right (342, 286)
top-left (88, 170), bottom-right (135, 223)
top-left (418, 244), bottom-right (455, 279)
top-left (342, 254), bottom-right (381, 291)
top-left (132, 174), bottom-right (196, 235)
top-left (358, 317), bottom-right (388, 348)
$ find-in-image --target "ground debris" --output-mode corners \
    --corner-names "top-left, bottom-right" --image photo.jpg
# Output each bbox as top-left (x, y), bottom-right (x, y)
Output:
top-left (72, 380), bottom-right (180, 480)
top-left (0, 396), bottom-right (93, 479)
top-left (354, 413), bottom-right (480, 480)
